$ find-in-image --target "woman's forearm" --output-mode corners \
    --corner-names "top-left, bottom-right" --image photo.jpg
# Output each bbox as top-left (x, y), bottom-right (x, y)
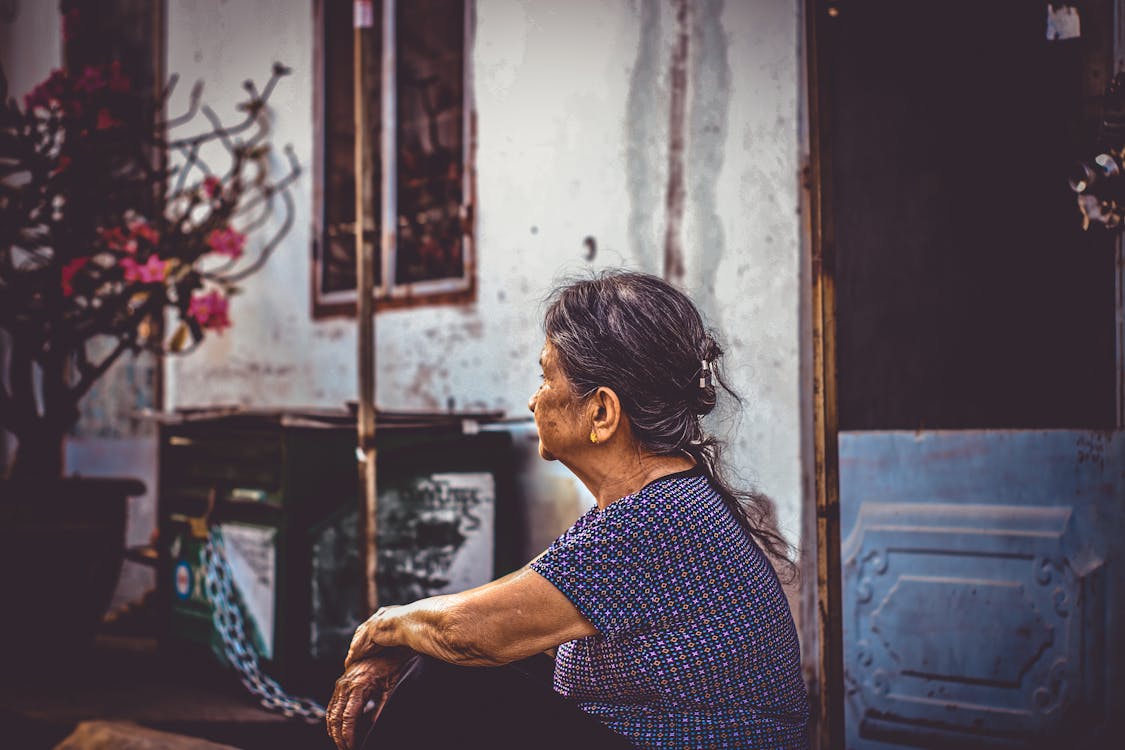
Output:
top-left (363, 567), bottom-right (531, 665)
top-left (367, 597), bottom-right (453, 656)
top-left (367, 594), bottom-right (505, 666)
top-left (350, 564), bottom-right (593, 669)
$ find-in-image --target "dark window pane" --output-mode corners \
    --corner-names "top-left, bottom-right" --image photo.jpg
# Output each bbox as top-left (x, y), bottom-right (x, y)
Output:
top-left (321, 0), bottom-right (382, 296)
top-left (395, 0), bottom-right (466, 285)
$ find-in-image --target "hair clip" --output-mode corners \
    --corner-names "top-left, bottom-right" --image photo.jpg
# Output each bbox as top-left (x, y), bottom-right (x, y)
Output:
top-left (699, 359), bottom-right (713, 389)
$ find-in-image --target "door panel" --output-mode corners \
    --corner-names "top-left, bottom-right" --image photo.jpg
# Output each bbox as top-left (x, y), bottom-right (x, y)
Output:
top-left (840, 431), bottom-right (1122, 748)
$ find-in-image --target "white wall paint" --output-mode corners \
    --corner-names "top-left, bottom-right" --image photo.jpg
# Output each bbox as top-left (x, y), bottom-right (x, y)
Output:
top-left (165, 0), bottom-right (806, 548)
top-left (688, 0), bottom-right (804, 544)
top-left (0, 2), bottom-right (61, 474)
top-left (0, 1), bottom-right (62, 99)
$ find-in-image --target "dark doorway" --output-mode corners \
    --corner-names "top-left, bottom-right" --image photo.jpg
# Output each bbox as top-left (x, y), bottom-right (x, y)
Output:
top-left (831, 0), bottom-right (1117, 431)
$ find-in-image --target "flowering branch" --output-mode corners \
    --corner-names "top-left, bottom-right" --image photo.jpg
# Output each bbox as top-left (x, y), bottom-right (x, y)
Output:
top-left (0, 46), bottom-right (300, 479)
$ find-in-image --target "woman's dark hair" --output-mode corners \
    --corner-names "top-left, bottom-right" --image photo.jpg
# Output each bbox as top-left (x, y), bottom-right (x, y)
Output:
top-left (543, 270), bottom-right (796, 582)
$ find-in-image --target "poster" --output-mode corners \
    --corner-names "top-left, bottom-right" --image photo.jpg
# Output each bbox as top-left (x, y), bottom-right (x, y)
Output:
top-left (309, 471), bottom-right (495, 660)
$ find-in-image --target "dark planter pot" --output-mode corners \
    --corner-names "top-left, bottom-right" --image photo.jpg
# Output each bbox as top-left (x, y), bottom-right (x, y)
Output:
top-left (0, 477), bottom-right (144, 663)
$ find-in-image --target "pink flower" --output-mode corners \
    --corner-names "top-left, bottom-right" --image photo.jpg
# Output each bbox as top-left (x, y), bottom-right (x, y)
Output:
top-left (120, 254), bottom-right (168, 284)
top-left (206, 226), bottom-right (246, 259)
top-left (106, 61), bottom-right (131, 93)
top-left (202, 175), bottom-right (223, 199)
top-left (23, 69), bottom-right (68, 112)
top-left (99, 226), bottom-right (137, 255)
top-left (95, 107), bottom-right (123, 130)
top-left (61, 257), bottom-right (89, 297)
top-left (187, 290), bottom-right (231, 332)
top-left (51, 155), bottom-right (72, 176)
top-left (74, 65), bottom-right (106, 94)
top-left (73, 63), bottom-right (130, 97)
top-left (23, 86), bottom-right (51, 112)
top-left (128, 218), bottom-right (160, 246)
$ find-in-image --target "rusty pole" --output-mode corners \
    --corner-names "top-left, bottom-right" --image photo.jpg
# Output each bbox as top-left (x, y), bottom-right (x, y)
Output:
top-left (354, 0), bottom-right (378, 614)
top-left (806, 1), bottom-right (845, 747)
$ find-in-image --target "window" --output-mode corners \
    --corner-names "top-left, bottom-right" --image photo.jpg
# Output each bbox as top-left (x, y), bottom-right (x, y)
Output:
top-left (314, 0), bottom-right (473, 316)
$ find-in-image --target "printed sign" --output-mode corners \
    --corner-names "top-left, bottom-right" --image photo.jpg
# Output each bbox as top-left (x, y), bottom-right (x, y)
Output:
top-left (218, 523), bottom-right (278, 660)
top-left (309, 471), bottom-right (496, 660)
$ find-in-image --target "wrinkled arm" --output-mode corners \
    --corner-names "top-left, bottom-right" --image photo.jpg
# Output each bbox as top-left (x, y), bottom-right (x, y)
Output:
top-left (346, 566), bottom-right (595, 668)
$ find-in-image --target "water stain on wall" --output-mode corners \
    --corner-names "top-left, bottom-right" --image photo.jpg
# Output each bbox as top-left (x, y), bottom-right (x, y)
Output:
top-left (687, 0), bottom-right (731, 325)
top-left (625, 0), bottom-right (665, 275)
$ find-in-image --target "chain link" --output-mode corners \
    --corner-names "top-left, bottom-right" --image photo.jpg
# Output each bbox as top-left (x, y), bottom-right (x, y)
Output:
top-left (201, 529), bottom-right (327, 724)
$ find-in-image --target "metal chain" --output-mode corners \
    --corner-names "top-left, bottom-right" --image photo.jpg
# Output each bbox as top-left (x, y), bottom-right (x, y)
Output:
top-left (201, 529), bottom-right (327, 724)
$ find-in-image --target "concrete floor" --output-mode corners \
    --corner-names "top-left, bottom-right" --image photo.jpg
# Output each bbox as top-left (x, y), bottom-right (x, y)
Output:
top-left (0, 635), bottom-right (335, 750)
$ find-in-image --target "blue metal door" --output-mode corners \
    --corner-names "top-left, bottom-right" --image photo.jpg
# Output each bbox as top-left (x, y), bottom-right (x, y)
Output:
top-left (839, 431), bottom-right (1123, 747)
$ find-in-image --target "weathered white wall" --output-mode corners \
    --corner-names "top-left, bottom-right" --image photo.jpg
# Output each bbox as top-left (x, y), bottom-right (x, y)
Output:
top-left (689, 0), bottom-right (805, 546)
top-left (0, 1), bottom-right (61, 98)
top-left (165, 0), bottom-right (805, 547)
top-left (0, 2), bottom-right (62, 475)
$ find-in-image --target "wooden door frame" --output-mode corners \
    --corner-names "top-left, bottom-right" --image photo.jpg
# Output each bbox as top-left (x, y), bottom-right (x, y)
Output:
top-left (801, 1), bottom-right (844, 748)
top-left (1115, 0), bottom-right (1125, 427)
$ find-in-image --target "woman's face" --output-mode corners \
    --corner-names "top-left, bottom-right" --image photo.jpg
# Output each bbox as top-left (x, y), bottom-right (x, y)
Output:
top-left (528, 341), bottom-right (586, 462)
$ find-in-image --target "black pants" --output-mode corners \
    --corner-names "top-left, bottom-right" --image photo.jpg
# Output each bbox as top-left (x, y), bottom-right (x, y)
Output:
top-left (360, 654), bottom-right (634, 749)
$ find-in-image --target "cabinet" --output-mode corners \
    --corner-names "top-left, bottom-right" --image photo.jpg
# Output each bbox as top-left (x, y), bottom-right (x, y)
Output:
top-left (157, 410), bottom-right (515, 695)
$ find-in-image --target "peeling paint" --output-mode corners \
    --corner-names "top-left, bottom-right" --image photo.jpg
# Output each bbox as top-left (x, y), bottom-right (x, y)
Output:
top-left (313, 325), bottom-right (350, 343)
top-left (404, 363), bottom-right (442, 410)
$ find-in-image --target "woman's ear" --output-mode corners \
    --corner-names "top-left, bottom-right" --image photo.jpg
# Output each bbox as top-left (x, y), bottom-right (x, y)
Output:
top-left (588, 386), bottom-right (622, 443)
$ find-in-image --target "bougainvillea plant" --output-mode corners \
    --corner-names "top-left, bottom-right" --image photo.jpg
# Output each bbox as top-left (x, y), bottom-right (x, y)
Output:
top-left (0, 56), bottom-right (300, 480)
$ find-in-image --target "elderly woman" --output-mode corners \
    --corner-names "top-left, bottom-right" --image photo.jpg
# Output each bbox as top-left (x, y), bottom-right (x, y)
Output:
top-left (327, 271), bottom-right (808, 749)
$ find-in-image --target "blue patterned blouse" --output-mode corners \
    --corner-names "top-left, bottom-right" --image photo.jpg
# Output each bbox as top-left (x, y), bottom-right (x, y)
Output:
top-left (530, 468), bottom-right (809, 748)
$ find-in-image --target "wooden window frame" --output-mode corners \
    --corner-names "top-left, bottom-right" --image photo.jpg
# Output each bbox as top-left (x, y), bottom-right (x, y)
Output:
top-left (311, 0), bottom-right (476, 318)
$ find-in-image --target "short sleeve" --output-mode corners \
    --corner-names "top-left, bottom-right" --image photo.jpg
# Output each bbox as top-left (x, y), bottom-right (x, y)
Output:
top-left (530, 504), bottom-right (674, 638)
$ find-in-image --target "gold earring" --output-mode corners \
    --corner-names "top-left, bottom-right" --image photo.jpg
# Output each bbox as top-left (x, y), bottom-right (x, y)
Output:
top-left (589, 430), bottom-right (598, 444)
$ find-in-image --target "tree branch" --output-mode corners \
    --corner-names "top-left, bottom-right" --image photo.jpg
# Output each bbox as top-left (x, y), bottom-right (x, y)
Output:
top-left (69, 334), bottom-right (133, 403)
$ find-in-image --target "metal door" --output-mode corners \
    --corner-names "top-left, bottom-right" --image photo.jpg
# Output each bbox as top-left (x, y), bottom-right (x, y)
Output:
top-left (839, 431), bottom-right (1122, 747)
top-left (811, 0), bottom-right (1125, 746)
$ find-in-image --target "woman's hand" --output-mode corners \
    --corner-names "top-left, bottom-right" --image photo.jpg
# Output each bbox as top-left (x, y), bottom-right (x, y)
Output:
top-left (345, 606), bottom-right (400, 669)
top-left (326, 647), bottom-right (415, 750)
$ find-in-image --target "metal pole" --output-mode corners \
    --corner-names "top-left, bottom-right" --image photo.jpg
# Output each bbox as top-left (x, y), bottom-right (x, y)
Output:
top-left (354, 0), bottom-right (378, 614)
top-left (381, 0), bottom-right (399, 300)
